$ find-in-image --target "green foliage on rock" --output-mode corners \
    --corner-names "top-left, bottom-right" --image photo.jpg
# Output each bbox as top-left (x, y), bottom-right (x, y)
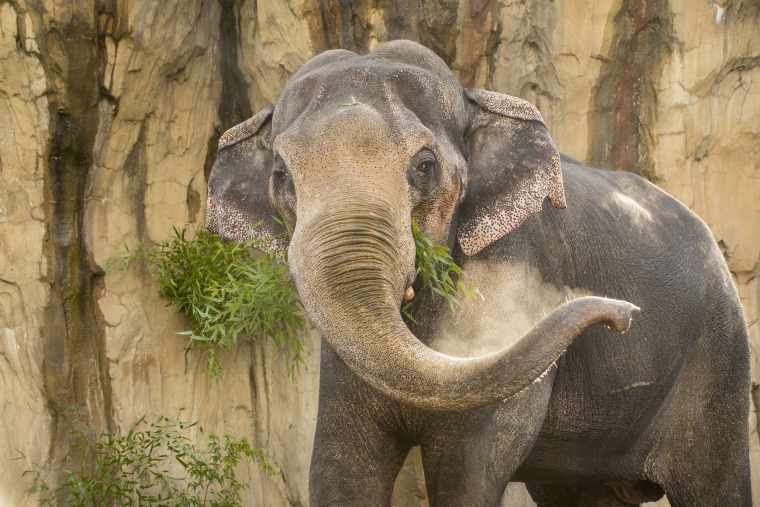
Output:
top-left (23, 416), bottom-right (275, 507)
top-left (111, 226), bottom-right (304, 380)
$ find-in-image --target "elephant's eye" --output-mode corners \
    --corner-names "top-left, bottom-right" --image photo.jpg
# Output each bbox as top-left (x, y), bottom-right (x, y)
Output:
top-left (271, 157), bottom-right (296, 205)
top-left (273, 157), bottom-right (289, 179)
top-left (416, 160), bottom-right (435, 174)
top-left (409, 150), bottom-right (440, 196)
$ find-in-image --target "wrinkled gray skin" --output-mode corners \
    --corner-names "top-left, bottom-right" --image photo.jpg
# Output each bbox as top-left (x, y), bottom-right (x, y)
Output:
top-left (206, 41), bottom-right (750, 506)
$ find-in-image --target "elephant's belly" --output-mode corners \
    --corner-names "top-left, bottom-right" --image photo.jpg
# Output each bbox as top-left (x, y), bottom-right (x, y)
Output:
top-left (512, 373), bottom-right (667, 483)
top-left (514, 436), bottom-right (647, 484)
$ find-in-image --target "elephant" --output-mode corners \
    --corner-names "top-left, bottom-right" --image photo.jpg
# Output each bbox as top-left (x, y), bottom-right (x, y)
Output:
top-left (205, 41), bottom-right (751, 506)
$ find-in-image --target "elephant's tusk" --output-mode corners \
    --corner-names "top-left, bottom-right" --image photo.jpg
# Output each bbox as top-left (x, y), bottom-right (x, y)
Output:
top-left (403, 286), bottom-right (415, 301)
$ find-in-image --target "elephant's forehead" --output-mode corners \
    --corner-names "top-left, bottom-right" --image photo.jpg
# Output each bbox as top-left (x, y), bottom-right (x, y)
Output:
top-left (274, 103), bottom-right (430, 166)
top-left (273, 59), bottom-right (466, 137)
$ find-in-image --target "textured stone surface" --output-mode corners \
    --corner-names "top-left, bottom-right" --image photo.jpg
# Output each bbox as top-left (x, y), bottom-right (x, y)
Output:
top-left (0, 3), bottom-right (51, 503)
top-left (1, 0), bottom-right (757, 505)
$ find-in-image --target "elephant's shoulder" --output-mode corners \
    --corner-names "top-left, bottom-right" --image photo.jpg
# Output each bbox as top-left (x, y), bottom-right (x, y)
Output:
top-left (561, 160), bottom-right (680, 212)
top-left (559, 159), bottom-right (715, 246)
top-left (559, 157), bottom-right (651, 194)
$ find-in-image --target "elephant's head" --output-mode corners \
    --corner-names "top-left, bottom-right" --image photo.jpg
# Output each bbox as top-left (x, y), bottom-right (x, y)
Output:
top-left (206, 41), bottom-right (636, 411)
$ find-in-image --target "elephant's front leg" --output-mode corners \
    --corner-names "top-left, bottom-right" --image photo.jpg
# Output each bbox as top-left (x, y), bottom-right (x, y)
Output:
top-left (421, 366), bottom-right (556, 506)
top-left (310, 344), bottom-right (413, 506)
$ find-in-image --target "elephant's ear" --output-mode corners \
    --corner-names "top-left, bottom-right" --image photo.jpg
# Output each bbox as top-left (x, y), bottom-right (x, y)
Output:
top-left (457, 89), bottom-right (565, 256)
top-left (205, 106), bottom-right (287, 253)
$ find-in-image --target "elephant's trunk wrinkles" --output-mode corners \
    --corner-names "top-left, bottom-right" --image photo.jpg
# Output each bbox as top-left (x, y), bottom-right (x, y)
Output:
top-left (290, 201), bottom-right (639, 412)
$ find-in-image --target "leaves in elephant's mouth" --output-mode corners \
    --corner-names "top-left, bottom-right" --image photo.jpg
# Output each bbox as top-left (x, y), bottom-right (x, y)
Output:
top-left (405, 221), bottom-right (479, 322)
top-left (108, 226), bottom-right (305, 381)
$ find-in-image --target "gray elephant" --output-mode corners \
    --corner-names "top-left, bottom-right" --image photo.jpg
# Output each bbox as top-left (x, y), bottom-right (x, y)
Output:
top-left (205, 41), bottom-right (750, 506)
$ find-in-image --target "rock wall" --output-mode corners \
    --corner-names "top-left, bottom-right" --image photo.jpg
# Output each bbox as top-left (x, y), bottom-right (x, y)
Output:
top-left (0, 0), bottom-right (757, 505)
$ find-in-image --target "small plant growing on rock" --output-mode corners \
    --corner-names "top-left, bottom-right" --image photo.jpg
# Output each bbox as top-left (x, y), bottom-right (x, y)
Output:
top-left (22, 416), bottom-right (275, 506)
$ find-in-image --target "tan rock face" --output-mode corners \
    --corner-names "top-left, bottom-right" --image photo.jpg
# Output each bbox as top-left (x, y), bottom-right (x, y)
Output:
top-left (0, 2), bottom-right (52, 504)
top-left (1, 1), bottom-right (757, 506)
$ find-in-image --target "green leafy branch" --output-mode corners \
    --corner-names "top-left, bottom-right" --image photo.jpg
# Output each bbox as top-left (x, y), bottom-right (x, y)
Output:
top-left (404, 221), bottom-right (479, 321)
top-left (21, 416), bottom-right (275, 506)
top-left (110, 226), bottom-right (305, 381)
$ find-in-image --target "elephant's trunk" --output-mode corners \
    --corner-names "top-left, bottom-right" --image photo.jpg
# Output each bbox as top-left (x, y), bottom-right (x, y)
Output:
top-left (288, 195), bottom-right (639, 412)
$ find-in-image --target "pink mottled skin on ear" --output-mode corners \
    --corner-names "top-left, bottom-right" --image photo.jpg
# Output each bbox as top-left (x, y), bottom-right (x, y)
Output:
top-left (457, 89), bottom-right (565, 256)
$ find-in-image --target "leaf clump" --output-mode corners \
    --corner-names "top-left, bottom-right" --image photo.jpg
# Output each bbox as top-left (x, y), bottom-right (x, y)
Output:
top-left (404, 221), bottom-right (479, 321)
top-left (111, 226), bottom-right (304, 380)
